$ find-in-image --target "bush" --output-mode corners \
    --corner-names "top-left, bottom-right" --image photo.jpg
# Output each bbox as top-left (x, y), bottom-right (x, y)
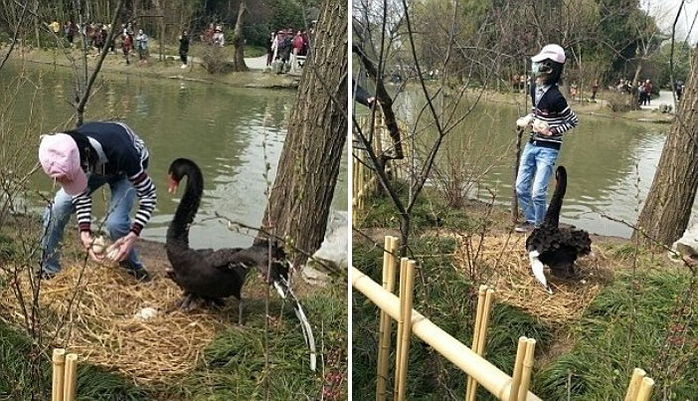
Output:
top-left (605, 91), bottom-right (637, 112)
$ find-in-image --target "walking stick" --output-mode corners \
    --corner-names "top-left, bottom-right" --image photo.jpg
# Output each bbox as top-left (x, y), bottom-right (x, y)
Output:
top-left (511, 126), bottom-right (524, 223)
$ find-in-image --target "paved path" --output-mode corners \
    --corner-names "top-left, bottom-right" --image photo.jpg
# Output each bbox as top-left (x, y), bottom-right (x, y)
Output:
top-left (640, 90), bottom-right (676, 111)
top-left (244, 55), bottom-right (268, 70)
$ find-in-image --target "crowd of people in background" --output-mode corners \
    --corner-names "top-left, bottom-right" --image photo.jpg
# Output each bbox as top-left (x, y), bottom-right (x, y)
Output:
top-left (268, 28), bottom-right (309, 74)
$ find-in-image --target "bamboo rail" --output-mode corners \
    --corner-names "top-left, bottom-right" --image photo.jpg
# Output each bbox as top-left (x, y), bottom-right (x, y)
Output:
top-left (352, 266), bottom-right (544, 401)
top-left (625, 368), bottom-right (655, 401)
top-left (51, 349), bottom-right (80, 401)
top-left (394, 258), bottom-right (416, 401)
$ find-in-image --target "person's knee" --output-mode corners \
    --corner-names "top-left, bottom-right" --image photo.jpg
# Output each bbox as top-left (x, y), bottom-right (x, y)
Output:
top-left (105, 215), bottom-right (130, 237)
top-left (532, 187), bottom-right (548, 204)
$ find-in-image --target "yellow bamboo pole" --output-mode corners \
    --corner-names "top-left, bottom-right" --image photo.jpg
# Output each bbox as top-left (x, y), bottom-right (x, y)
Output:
top-left (51, 348), bottom-right (66, 401)
top-left (517, 339), bottom-right (537, 401)
top-left (395, 260), bottom-right (416, 401)
top-left (352, 267), bottom-right (544, 401)
top-left (635, 377), bottom-right (655, 401)
top-left (468, 287), bottom-right (495, 401)
top-left (465, 285), bottom-right (487, 401)
top-left (376, 236), bottom-right (397, 401)
top-left (508, 337), bottom-right (528, 401)
top-left (394, 258), bottom-right (409, 398)
top-left (63, 353), bottom-right (78, 401)
top-left (624, 368), bottom-right (646, 401)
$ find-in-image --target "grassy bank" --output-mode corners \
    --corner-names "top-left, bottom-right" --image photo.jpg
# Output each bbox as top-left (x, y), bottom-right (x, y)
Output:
top-left (352, 187), bottom-right (697, 400)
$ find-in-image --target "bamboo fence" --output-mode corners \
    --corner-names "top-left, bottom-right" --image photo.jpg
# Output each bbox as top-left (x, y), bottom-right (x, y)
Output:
top-left (354, 236), bottom-right (658, 401)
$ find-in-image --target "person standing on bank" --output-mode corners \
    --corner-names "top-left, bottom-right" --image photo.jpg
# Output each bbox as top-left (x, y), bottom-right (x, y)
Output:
top-left (514, 44), bottom-right (579, 233)
top-left (38, 121), bottom-right (157, 281)
top-left (178, 29), bottom-right (190, 69)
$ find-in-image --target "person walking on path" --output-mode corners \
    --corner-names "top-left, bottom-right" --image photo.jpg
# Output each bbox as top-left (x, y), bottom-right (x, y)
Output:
top-left (643, 79), bottom-right (653, 105)
top-left (121, 30), bottom-right (133, 65)
top-left (38, 121), bottom-right (157, 281)
top-left (514, 44), bottom-right (579, 233)
top-left (591, 80), bottom-right (598, 100)
top-left (178, 29), bottom-right (190, 68)
top-left (266, 32), bottom-right (276, 66)
top-left (136, 29), bottom-right (149, 61)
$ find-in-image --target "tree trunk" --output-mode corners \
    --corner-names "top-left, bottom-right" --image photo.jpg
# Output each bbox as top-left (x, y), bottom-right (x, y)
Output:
top-left (633, 48), bottom-right (698, 246)
top-left (231, 0), bottom-right (248, 71)
top-left (259, 0), bottom-right (347, 267)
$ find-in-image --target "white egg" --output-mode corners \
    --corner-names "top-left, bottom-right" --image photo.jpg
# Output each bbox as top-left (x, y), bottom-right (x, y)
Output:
top-left (91, 236), bottom-right (106, 255)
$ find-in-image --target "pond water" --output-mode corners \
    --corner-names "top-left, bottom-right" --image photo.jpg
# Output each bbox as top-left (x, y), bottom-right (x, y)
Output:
top-left (3, 61), bottom-right (347, 249)
top-left (393, 88), bottom-right (693, 238)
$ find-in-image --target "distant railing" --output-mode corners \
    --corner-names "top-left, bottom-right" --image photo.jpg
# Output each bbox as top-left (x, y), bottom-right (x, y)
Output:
top-left (352, 114), bottom-right (410, 224)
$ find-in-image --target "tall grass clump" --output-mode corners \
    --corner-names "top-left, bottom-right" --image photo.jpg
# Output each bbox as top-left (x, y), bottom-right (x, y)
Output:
top-left (535, 268), bottom-right (697, 400)
top-left (166, 285), bottom-right (347, 400)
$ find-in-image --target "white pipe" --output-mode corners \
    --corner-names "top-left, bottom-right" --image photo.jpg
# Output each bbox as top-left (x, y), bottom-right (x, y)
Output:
top-left (352, 267), bottom-right (543, 401)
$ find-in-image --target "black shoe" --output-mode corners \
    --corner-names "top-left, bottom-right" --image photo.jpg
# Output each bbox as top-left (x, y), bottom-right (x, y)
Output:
top-left (39, 270), bottom-right (57, 280)
top-left (119, 261), bottom-right (152, 282)
top-left (515, 221), bottom-right (536, 233)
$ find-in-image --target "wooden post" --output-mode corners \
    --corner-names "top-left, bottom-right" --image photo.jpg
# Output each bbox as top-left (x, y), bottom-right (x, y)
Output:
top-left (376, 236), bottom-right (398, 401)
top-left (635, 377), bottom-right (655, 401)
top-left (465, 285), bottom-right (487, 401)
top-left (395, 260), bottom-right (416, 401)
top-left (63, 353), bottom-right (78, 401)
top-left (624, 368), bottom-right (646, 401)
top-left (394, 257), bottom-right (408, 394)
top-left (51, 349), bottom-right (66, 401)
top-left (466, 287), bottom-right (495, 401)
top-left (516, 339), bottom-right (536, 401)
top-left (508, 337), bottom-right (528, 401)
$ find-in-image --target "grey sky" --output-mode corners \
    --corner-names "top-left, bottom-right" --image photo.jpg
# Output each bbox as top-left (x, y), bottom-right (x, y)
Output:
top-left (648, 0), bottom-right (698, 44)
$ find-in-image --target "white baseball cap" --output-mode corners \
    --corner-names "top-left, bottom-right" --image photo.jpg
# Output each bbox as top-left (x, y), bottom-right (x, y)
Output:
top-left (531, 44), bottom-right (566, 64)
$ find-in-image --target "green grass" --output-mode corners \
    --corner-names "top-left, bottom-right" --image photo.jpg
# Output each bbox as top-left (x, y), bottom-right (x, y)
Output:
top-left (0, 322), bottom-right (150, 401)
top-left (357, 181), bottom-right (474, 232)
top-left (534, 268), bottom-right (698, 400)
top-left (352, 238), bottom-right (553, 400)
top-left (244, 45), bottom-right (268, 58)
top-left (164, 285), bottom-right (347, 400)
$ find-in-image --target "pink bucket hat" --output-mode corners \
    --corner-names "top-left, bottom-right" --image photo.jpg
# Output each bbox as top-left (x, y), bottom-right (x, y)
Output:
top-left (531, 44), bottom-right (566, 64)
top-left (38, 133), bottom-right (87, 195)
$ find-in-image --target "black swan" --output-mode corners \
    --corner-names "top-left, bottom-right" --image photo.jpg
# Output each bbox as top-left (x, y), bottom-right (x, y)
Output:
top-left (165, 158), bottom-right (317, 370)
top-left (525, 166), bottom-right (591, 293)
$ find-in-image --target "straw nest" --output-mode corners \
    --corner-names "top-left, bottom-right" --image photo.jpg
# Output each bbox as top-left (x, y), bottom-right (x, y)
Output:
top-left (0, 261), bottom-right (240, 384)
top-left (453, 233), bottom-right (614, 324)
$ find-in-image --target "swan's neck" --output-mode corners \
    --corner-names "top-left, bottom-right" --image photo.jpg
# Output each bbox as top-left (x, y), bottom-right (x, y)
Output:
top-left (167, 170), bottom-right (203, 247)
top-left (543, 170), bottom-right (566, 227)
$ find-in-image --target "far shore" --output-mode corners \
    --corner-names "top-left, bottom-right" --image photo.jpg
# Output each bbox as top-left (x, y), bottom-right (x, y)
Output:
top-left (2, 44), bottom-right (300, 90)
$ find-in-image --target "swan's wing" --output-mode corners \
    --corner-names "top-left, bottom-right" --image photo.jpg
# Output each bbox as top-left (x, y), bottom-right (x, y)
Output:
top-left (202, 248), bottom-right (249, 273)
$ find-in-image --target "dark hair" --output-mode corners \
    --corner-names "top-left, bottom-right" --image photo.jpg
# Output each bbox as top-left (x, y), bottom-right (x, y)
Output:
top-left (64, 130), bottom-right (98, 171)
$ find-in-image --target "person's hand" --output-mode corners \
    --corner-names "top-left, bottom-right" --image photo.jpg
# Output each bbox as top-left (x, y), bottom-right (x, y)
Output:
top-left (105, 232), bottom-right (138, 262)
top-left (532, 119), bottom-right (552, 136)
top-left (80, 231), bottom-right (105, 262)
top-left (516, 114), bottom-right (534, 128)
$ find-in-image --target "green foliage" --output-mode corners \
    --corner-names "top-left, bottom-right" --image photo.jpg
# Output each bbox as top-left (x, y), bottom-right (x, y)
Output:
top-left (535, 269), bottom-right (698, 400)
top-left (357, 181), bottom-right (473, 232)
top-left (649, 42), bottom-right (692, 89)
top-left (166, 285), bottom-right (346, 400)
top-left (352, 239), bottom-right (553, 400)
top-left (0, 322), bottom-right (150, 401)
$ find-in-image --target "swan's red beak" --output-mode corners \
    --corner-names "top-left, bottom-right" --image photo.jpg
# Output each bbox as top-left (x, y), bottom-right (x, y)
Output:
top-left (167, 174), bottom-right (179, 194)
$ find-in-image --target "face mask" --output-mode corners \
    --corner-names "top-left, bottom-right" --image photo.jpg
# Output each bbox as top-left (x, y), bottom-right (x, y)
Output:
top-left (532, 61), bottom-right (552, 77)
top-left (531, 61), bottom-right (541, 76)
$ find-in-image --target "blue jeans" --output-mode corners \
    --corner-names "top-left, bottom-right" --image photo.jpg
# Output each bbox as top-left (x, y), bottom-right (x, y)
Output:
top-left (515, 143), bottom-right (560, 226)
top-left (40, 174), bottom-right (143, 274)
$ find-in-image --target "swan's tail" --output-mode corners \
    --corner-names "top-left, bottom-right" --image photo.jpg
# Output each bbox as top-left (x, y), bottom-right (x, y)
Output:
top-left (272, 273), bottom-right (318, 372)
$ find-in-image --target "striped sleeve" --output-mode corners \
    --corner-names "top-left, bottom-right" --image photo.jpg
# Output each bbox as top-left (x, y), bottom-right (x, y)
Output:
top-left (550, 105), bottom-right (579, 135)
top-left (72, 191), bottom-right (93, 232)
top-left (128, 170), bottom-right (157, 235)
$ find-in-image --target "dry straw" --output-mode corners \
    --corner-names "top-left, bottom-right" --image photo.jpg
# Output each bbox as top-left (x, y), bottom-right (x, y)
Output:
top-left (1, 263), bottom-right (240, 384)
top-left (453, 234), bottom-right (610, 324)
